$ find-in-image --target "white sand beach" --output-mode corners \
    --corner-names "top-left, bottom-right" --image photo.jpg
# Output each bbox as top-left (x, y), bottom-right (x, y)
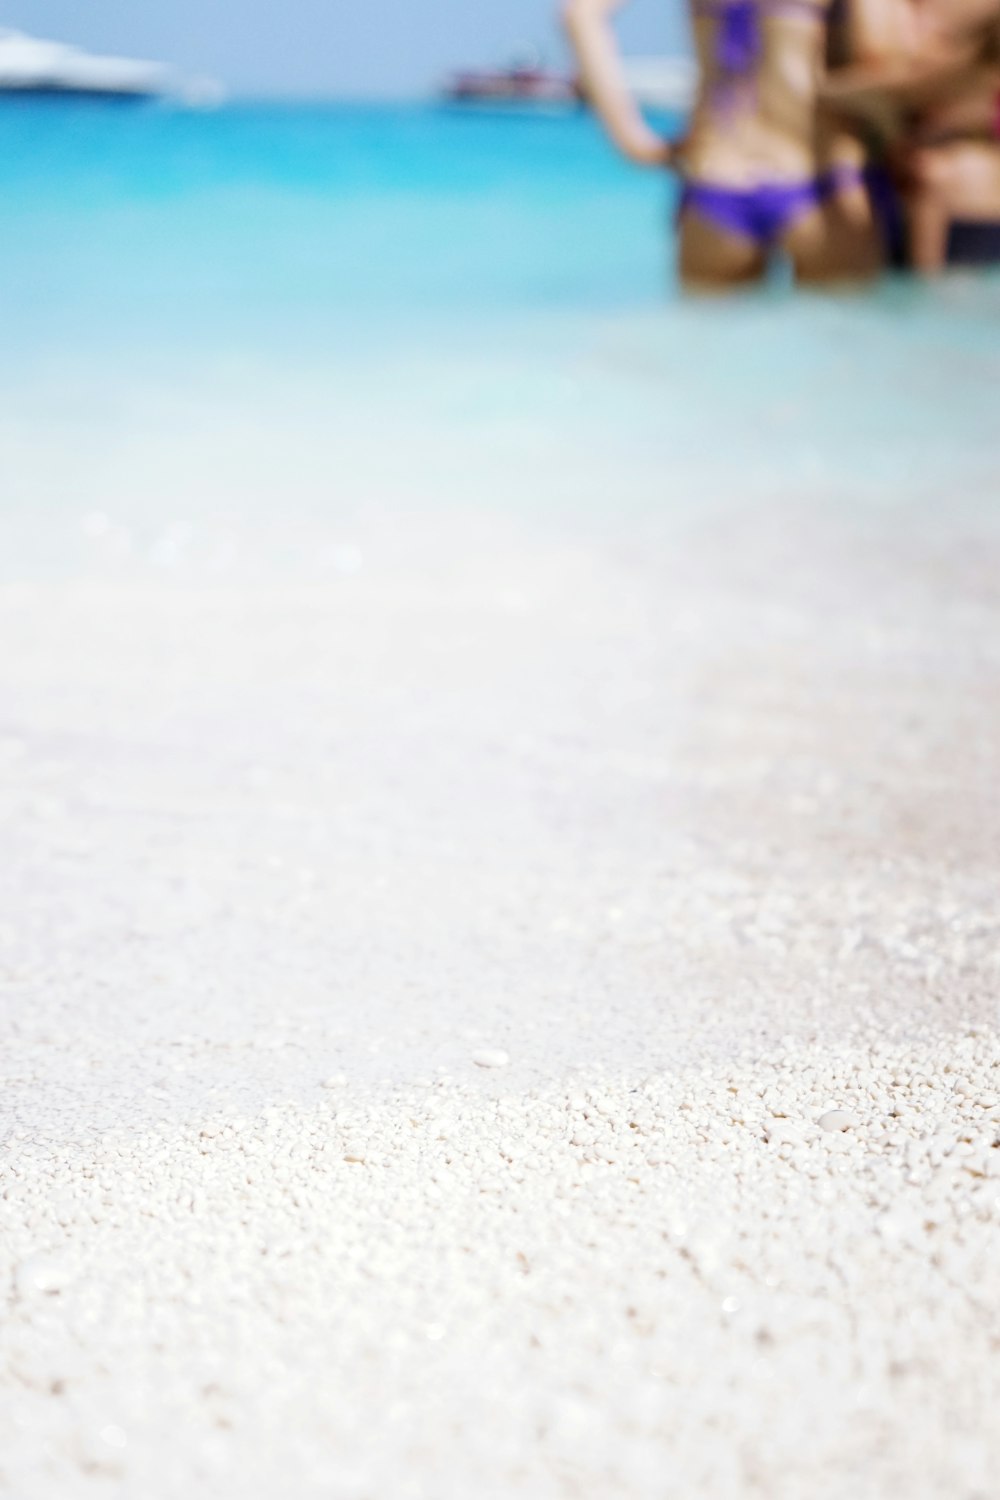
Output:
top-left (2, 320), bottom-right (1000, 1498)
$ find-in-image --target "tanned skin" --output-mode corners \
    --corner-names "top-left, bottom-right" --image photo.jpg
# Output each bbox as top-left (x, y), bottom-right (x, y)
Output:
top-left (563, 0), bottom-right (880, 287)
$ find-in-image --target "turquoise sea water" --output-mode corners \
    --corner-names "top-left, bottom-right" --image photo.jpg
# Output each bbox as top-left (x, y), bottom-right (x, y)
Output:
top-left (1, 100), bottom-right (999, 573)
top-left (0, 101), bottom-right (679, 348)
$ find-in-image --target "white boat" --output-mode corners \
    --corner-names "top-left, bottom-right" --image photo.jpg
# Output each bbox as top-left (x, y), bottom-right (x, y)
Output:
top-left (622, 56), bottom-right (697, 112)
top-left (0, 28), bottom-right (166, 98)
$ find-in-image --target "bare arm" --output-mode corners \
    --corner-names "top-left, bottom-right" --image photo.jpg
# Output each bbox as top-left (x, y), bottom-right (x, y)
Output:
top-left (819, 62), bottom-right (912, 143)
top-left (843, 0), bottom-right (915, 66)
top-left (823, 51), bottom-right (983, 108)
top-left (561, 0), bottom-right (676, 167)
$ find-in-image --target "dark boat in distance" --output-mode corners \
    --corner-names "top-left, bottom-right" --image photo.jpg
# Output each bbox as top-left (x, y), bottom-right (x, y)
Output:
top-left (442, 50), bottom-right (696, 111)
top-left (442, 52), bottom-right (581, 108)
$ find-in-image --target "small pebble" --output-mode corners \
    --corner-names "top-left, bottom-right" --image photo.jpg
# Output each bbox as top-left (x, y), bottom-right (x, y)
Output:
top-left (472, 1050), bottom-right (509, 1069)
top-left (15, 1253), bottom-right (76, 1297)
top-left (818, 1110), bottom-right (859, 1133)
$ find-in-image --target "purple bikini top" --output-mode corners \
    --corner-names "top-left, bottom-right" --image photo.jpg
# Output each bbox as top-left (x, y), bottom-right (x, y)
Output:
top-left (693, 0), bottom-right (828, 111)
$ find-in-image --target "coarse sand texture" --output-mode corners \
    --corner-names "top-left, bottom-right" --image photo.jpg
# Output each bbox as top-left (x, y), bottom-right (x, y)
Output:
top-left (3, 490), bottom-right (1000, 1500)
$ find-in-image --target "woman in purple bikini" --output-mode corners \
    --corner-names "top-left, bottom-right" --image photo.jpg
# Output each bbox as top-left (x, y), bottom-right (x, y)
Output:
top-left (563, 0), bottom-right (881, 286)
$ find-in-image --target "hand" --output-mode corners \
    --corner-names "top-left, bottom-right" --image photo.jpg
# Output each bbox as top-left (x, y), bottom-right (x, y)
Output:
top-left (622, 130), bottom-right (681, 170)
top-left (905, 118), bottom-right (955, 148)
top-left (889, 142), bottom-right (941, 191)
top-left (820, 68), bottom-right (907, 142)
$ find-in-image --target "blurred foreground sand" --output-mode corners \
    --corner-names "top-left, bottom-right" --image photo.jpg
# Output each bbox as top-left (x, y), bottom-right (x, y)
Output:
top-left (2, 341), bottom-right (1000, 1497)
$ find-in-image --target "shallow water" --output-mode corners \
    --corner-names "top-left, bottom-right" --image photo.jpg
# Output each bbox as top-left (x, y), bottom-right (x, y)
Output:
top-left (1, 99), bottom-right (999, 578)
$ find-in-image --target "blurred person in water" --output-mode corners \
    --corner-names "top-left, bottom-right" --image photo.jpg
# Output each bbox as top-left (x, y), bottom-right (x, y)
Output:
top-left (562, 0), bottom-right (882, 287)
top-left (823, 0), bottom-right (1000, 269)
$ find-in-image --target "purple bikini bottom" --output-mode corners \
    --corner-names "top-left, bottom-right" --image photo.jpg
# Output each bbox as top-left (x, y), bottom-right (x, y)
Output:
top-left (679, 168), bottom-right (861, 246)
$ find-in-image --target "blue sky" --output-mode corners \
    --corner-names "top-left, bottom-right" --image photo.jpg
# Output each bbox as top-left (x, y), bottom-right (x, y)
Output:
top-left (6, 0), bottom-right (689, 96)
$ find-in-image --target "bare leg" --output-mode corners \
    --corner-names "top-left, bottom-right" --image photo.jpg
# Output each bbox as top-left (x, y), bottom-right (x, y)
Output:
top-left (677, 209), bottom-right (767, 291)
top-left (907, 154), bottom-right (952, 272)
top-left (905, 142), bottom-right (1000, 274)
top-left (784, 191), bottom-right (883, 286)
